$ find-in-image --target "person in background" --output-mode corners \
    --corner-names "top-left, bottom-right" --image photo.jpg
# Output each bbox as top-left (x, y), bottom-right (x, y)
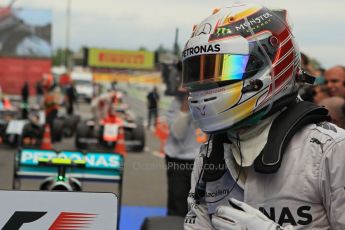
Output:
top-left (164, 87), bottom-right (206, 217)
top-left (21, 81), bottom-right (29, 119)
top-left (65, 80), bottom-right (77, 115)
top-left (35, 80), bottom-right (44, 108)
top-left (91, 89), bottom-right (117, 127)
top-left (325, 65), bottom-right (345, 98)
top-left (146, 86), bottom-right (159, 130)
top-left (162, 63), bottom-right (171, 95)
top-left (314, 67), bottom-right (326, 85)
top-left (313, 85), bottom-right (329, 105)
top-left (42, 73), bottom-right (60, 141)
top-left (168, 61), bottom-right (183, 95)
top-left (111, 81), bottom-right (118, 91)
top-left (319, 97), bottom-right (345, 129)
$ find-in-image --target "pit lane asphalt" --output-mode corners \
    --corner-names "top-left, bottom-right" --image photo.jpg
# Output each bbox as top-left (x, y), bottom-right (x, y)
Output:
top-left (0, 90), bottom-right (168, 207)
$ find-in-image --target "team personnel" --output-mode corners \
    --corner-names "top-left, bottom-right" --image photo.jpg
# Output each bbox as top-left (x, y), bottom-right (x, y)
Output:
top-left (164, 86), bottom-right (206, 217)
top-left (21, 81), bottom-right (29, 119)
top-left (182, 3), bottom-right (345, 229)
top-left (146, 86), bottom-right (160, 129)
top-left (65, 80), bottom-right (77, 115)
top-left (42, 73), bottom-right (61, 141)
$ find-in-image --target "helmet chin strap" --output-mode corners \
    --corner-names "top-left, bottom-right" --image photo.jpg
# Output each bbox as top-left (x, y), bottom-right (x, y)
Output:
top-left (228, 114), bottom-right (276, 167)
top-left (227, 110), bottom-right (268, 138)
top-left (227, 91), bottom-right (299, 136)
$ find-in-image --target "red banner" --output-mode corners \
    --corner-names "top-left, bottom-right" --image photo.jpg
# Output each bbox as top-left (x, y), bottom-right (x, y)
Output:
top-left (0, 57), bottom-right (51, 95)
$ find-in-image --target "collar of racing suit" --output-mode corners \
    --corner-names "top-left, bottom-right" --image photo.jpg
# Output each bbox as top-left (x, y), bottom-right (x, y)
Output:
top-left (226, 101), bottom-right (330, 174)
top-left (226, 113), bottom-right (280, 168)
top-left (200, 114), bottom-right (279, 185)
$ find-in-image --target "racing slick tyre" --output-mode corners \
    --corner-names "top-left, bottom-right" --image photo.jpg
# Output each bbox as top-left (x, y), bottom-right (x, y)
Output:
top-left (63, 115), bottom-right (81, 137)
top-left (0, 122), bottom-right (7, 144)
top-left (21, 123), bottom-right (43, 148)
top-left (5, 133), bottom-right (19, 147)
top-left (75, 123), bottom-right (91, 149)
top-left (53, 119), bottom-right (64, 142)
top-left (132, 123), bottom-right (145, 152)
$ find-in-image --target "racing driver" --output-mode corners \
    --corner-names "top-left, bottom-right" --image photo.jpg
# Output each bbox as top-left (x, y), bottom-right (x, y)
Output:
top-left (182, 3), bottom-right (345, 230)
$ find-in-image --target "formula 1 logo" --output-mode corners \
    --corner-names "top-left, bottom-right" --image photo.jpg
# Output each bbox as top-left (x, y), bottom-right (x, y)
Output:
top-left (2, 211), bottom-right (97, 230)
top-left (2, 212), bottom-right (46, 230)
top-left (50, 212), bottom-right (97, 230)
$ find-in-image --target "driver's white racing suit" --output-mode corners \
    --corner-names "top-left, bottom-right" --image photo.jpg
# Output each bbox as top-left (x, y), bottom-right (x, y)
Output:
top-left (184, 122), bottom-right (345, 229)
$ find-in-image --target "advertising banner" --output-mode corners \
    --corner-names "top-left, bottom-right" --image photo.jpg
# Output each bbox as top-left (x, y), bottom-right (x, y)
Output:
top-left (0, 7), bottom-right (52, 58)
top-left (0, 190), bottom-right (117, 229)
top-left (88, 48), bottom-right (154, 70)
top-left (0, 57), bottom-right (51, 94)
top-left (93, 72), bottom-right (161, 84)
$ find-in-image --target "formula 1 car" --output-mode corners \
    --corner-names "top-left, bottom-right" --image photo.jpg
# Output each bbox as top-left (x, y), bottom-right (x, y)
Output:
top-left (55, 114), bottom-right (81, 137)
top-left (75, 107), bottom-right (145, 152)
top-left (16, 108), bottom-right (64, 147)
top-left (0, 106), bottom-right (78, 147)
top-left (21, 111), bottom-right (81, 146)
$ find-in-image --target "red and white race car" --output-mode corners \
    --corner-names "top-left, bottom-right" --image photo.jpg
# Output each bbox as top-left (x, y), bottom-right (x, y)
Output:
top-left (75, 92), bottom-right (145, 152)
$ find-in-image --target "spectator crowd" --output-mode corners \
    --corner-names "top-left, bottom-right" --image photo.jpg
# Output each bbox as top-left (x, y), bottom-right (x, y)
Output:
top-left (299, 53), bottom-right (345, 129)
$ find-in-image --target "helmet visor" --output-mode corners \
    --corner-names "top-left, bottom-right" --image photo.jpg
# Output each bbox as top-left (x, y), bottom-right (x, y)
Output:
top-left (182, 52), bottom-right (267, 88)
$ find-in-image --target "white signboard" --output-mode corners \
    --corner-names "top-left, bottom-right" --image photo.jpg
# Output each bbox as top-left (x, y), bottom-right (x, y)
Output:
top-left (0, 190), bottom-right (118, 230)
top-left (38, 111), bottom-right (46, 125)
top-left (103, 124), bottom-right (119, 141)
top-left (6, 120), bottom-right (27, 134)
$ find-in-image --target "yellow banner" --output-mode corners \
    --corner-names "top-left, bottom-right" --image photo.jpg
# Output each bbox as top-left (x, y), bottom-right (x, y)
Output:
top-left (93, 72), bottom-right (161, 84)
top-left (88, 48), bottom-right (154, 70)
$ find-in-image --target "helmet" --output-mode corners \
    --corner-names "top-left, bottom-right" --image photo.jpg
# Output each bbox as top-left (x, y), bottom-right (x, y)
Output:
top-left (116, 92), bottom-right (124, 103)
top-left (182, 3), bottom-right (301, 133)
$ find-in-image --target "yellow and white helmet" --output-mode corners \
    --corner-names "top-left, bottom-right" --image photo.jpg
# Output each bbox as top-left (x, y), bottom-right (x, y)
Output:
top-left (182, 3), bottom-right (301, 133)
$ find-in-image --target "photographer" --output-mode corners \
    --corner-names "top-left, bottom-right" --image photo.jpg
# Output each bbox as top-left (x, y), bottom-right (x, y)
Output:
top-left (164, 86), bottom-right (205, 217)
